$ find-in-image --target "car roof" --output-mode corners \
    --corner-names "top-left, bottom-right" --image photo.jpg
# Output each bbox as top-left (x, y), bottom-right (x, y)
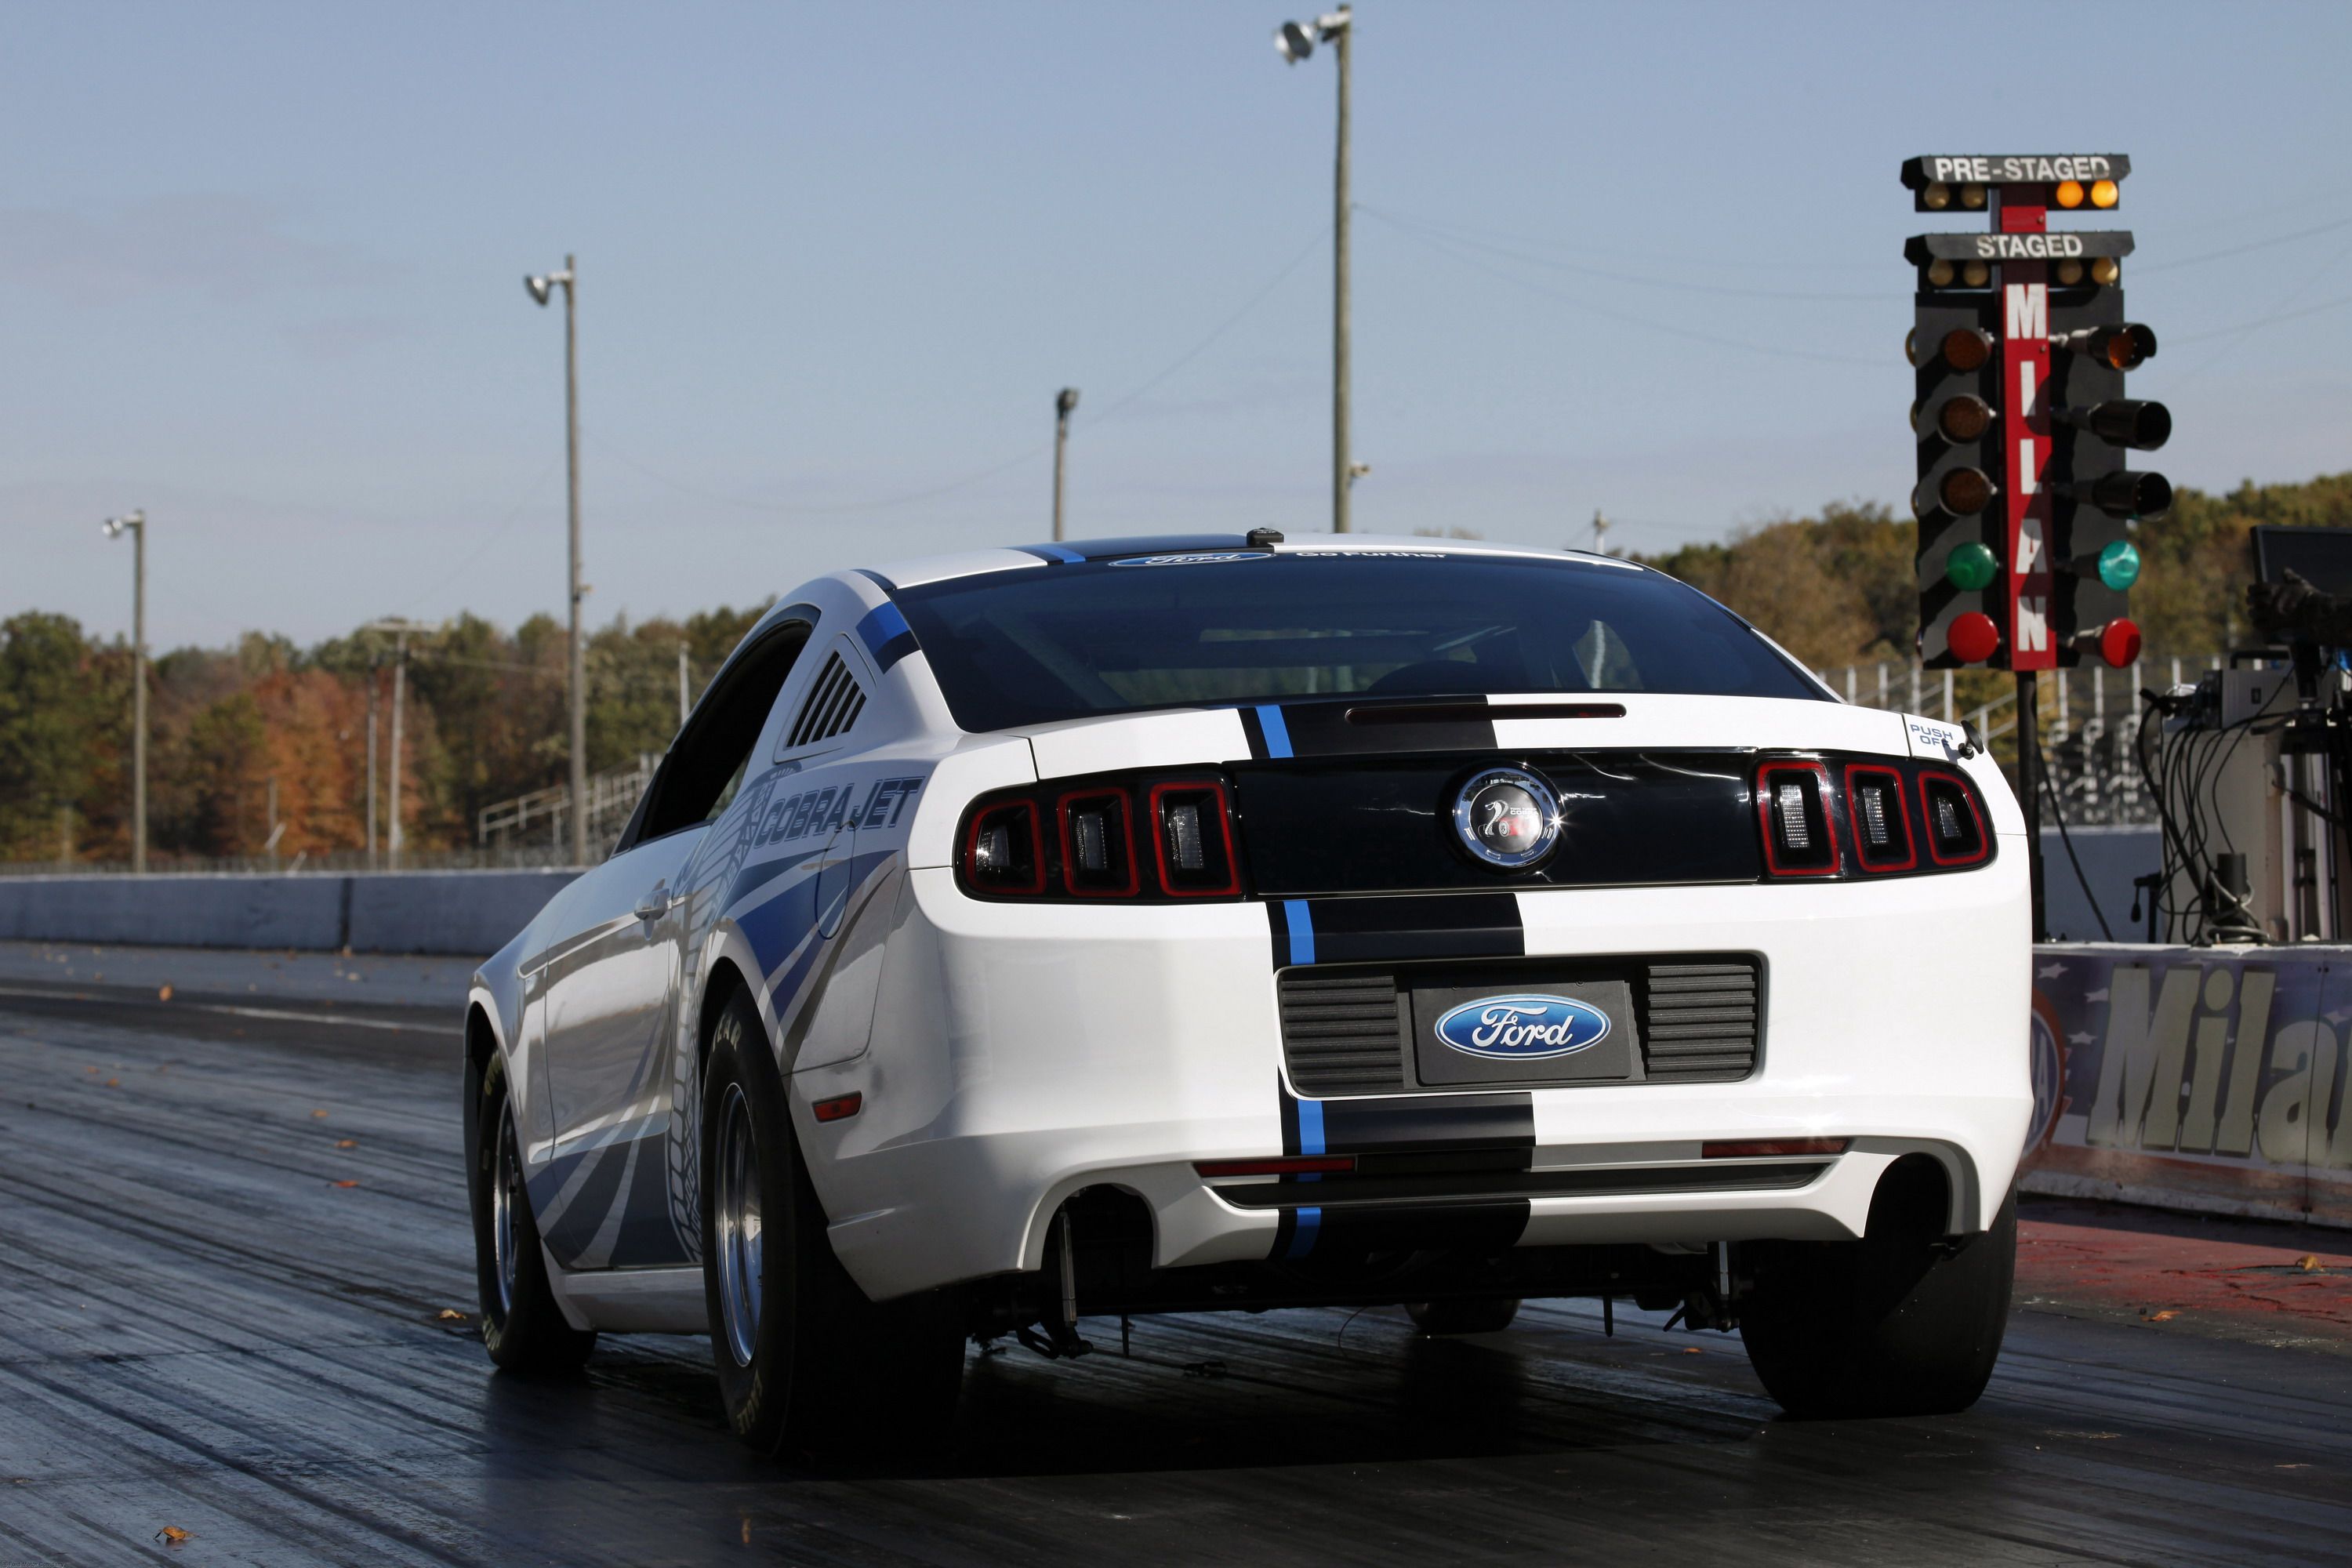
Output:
top-left (852, 532), bottom-right (1646, 592)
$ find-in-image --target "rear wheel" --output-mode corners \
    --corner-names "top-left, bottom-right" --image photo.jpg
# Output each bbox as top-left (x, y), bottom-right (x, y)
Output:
top-left (467, 1053), bottom-right (597, 1373)
top-left (699, 988), bottom-right (963, 1458)
top-left (1406, 1296), bottom-right (1521, 1335)
top-left (1740, 1163), bottom-right (2015, 1419)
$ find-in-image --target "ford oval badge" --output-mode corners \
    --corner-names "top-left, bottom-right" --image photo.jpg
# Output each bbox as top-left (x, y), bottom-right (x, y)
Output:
top-left (1451, 766), bottom-right (1560, 870)
top-left (1432, 994), bottom-right (1610, 1061)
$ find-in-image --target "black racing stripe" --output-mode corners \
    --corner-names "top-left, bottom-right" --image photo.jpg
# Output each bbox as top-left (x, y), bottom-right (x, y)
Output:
top-left (1269, 1207), bottom-right (1301, 1260)
top-left (1237, 705), bottom-right (1272, 762)
top-left (1271, 697), bottom-right (1497, 758)
top-left (1310, 1200), bottom-right (1530, 1254)
top-left (1277, 1079), bottom-right (1305, 1156)
top-left (1265, 902), bottom-right (1293, 968)
top-left (1298, 893), bottom-right (1523, 965)
top-left (1319, 1091), bottom-right (1534, 1155)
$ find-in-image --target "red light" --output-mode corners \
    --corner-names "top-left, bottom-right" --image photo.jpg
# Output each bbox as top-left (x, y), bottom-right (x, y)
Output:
top-left (1194, 1154), bottom-right (1358, 1178)
top-left (961, 799), bottom-right (1046, 895)
top-left (1948, 612), bottom-right (2000, 665)
top-left (1701, 1138), bottom-right (1849, 1159)
top-left (2095, 618), bottom-right (2141, 669)
top-left (812, 1093), bottom-right (862, 1123)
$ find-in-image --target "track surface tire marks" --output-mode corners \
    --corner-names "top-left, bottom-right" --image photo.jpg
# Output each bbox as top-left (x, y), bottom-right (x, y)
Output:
top-left (1, 997), bottom-right (2348, 1566)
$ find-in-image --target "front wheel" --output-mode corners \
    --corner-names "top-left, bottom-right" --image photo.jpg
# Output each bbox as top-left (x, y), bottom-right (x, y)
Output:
top-left (467, 1053), bottom-right (597, 1374)
top-left (700, 989), bottom-right (962, 1458)
top-left (1740, 1163), bottom-right (2015, 1420)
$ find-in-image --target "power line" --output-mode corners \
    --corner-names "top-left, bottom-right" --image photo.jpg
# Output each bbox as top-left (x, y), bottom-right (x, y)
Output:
top-left (1368, 211), bottom-right (1886, 368)
top-left (1365, 206), bottom-right (1886, 302)
top-left (592, 223), bottom-right (1332, 520)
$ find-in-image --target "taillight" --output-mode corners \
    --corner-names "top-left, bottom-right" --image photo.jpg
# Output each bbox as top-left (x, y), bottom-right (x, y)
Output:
top-left (1756, 762), bottom-right (1838, 877)
top-left (958, 772), bottom-right (1247, 902)
top-left (1754, 756), bottom-right (1993, 880)
top-left (1919, 772), bottom-right (1991, 866)
top-left (1149, 781), bottom-right (1241, 896)
top-left (1843, 764), bottom-right (1917, 872)
top-left (1056, 788), bottom-right (1138, 897)
top-left (964, 798), bottom-right (1045, 895)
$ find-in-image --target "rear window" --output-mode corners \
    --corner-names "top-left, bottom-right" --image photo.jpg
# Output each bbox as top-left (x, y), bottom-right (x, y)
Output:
top-left (893, 550), bottom-right (1823, 733)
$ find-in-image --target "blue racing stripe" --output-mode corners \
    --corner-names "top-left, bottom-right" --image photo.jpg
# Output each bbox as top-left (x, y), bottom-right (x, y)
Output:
top-left (1282, 899), bottom-right (1316, 966)
top-left (1286, 1206), bottom-right (1321, 1258)
top-left (1255, 704), bottom-right (1294, 758)
top-left (855, 601), bottom-right (919, 670)
top-left (1022, 543), bottom-right (1085, 564)
top-left (1296, 1095), bottom-right (1326, 1156)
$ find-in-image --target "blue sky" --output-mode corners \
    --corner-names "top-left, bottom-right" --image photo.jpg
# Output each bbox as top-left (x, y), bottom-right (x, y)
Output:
top-left (9, 1), bottom-right (2352, 648)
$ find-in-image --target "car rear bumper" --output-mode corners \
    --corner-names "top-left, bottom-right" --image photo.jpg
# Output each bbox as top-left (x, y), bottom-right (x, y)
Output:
top-left (795, 855), bottom-right (2032, 1302)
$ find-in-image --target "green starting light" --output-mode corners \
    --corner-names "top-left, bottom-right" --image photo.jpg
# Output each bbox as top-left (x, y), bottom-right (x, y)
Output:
top-left (2098, 539), bottom-right (2141, 591)
top-left (1945, 540), bottom-right (1998, 592)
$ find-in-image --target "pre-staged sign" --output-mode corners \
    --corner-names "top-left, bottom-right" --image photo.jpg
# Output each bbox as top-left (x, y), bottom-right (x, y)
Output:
top-left (1901, 154), bottom-right (2132, 189)
top-left (2026, 946), bottom-right (2352, 1226)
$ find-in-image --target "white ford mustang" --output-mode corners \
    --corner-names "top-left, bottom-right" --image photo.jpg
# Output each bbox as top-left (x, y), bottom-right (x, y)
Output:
top-left (462, 532), bottom-right (2030, 1455)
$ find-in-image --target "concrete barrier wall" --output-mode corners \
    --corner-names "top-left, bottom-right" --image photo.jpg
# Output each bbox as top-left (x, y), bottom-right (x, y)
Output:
top-left (0, 870), bottom-right (579, 958)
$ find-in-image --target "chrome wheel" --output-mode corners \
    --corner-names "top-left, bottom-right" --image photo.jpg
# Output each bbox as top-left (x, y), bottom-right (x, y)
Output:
top-left (492, 1102), bottom-right (523, 1316)
top-left (713, 1083), bottom-right (763, 1368)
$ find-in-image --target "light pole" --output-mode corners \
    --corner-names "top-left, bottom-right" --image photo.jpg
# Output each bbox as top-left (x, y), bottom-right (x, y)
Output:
top-left (1275, 6), bottom-right (1354, 532)
top-left (101, 511), bottom-right (147, 873)
top-left (526, 256), bottom-right (589, 866)
top-left (1051, 387), bottom-right (1080, 542)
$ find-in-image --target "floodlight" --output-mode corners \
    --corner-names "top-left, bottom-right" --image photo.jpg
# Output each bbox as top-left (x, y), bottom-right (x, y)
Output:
top-left (526, 275), bottom-right (553, 307)
top-left (1275, 20), bottom-right (1314, 62)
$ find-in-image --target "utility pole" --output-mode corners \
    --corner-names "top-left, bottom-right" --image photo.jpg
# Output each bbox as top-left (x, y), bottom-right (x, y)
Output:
top-left (677, 641), bottom-right (691, 728)
top-left (1275, 7), bottom-right (1354, 532)
top-left (526, 256), bottom-right (588, 866)
top-left (1052, 387), bottom-right (1080, 542)
top-left (57, 805), bottom-right (72, 869)
top-left (101, 511), bottom-right (147, 872)
top-left (365, 656), bottom-right (379, 869)
top-left (365, 619), bottom-right (435, 871)
top-left (1591, 510), bottom-right (1612, 556)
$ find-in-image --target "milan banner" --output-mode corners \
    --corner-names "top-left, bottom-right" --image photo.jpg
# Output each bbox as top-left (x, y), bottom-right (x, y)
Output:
top-left (2027, 944), bottom-right (2352, 1228)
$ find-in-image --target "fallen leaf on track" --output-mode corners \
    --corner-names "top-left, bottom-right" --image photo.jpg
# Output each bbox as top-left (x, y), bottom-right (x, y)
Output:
top-left (103, 1078), bottom-right (119, 1088)
top-left (336, 1138), bottom-right (358, 1149)
top-left (1681, 1347), bottom-right (1705, 1355)
top-left (2150, 1309), bottom-right (2179, 1321)
top-left (311, 1109), bottom-right (328, 1119)
top-left (437, 1308), bottom-right (468, 1321)
top-left (2296, 1254), bottom-right (2325, 1272)
top-left (155, 1526), bottom-right (190, 1544)
top-left (157, 984), bottom-right (173, 1001)
top-left (330, 1179), bottom-right (359, 1189)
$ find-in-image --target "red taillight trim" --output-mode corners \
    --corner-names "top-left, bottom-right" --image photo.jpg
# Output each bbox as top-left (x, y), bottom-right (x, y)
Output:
top-left (961, 798), bottom-right (1047, 895)
top-left (1194, 1154), bottom-right (1358, 1178)
top-left (1055, 786), bottom-right (1141, 898)
top-left (1148, 779), bottom-right (1243, 897)
top-left (1917, 770), bottom-right (1992, 867)
top-left (1701, 1137), bottom-right (1848, 1159)
top-left (1841, 763), bottom-right (1918, 873)
top-left (812, 1092), bottom-right (863, 1123)
top-left (1755, 761), bottom-right (1840, 877)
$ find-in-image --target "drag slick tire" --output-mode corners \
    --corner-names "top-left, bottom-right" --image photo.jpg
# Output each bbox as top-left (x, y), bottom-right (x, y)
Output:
top-left (1740, 1160), bottom-right (2015, 1420)
top-left (700, 988), bottom-right (963, 1460)
top-left (1406, 1297), bottom-right (1522, 1335)
top-left (466, 1051), bottom-right (597, 1374)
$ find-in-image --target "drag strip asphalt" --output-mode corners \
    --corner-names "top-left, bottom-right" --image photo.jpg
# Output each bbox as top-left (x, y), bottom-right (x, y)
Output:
top-left (1, 984), bottom-right (2347, 1566)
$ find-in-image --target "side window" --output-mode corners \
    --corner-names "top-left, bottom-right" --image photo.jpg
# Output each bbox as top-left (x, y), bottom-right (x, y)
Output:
top-left (629, 621), bottom-right (809, 845)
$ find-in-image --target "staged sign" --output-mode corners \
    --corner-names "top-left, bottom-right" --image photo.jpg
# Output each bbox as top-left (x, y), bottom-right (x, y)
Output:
top-left (2027, 947), bottom-right (2352, 1226)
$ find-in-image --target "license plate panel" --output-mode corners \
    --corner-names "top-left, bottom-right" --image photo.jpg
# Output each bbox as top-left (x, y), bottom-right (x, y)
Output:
top-left (1409, 976), bottom-right (1642, 1087)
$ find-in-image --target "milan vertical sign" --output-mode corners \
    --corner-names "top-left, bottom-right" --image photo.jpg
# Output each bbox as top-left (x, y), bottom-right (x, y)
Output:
top-left (2001, 196), bottom-right (2055, 671)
